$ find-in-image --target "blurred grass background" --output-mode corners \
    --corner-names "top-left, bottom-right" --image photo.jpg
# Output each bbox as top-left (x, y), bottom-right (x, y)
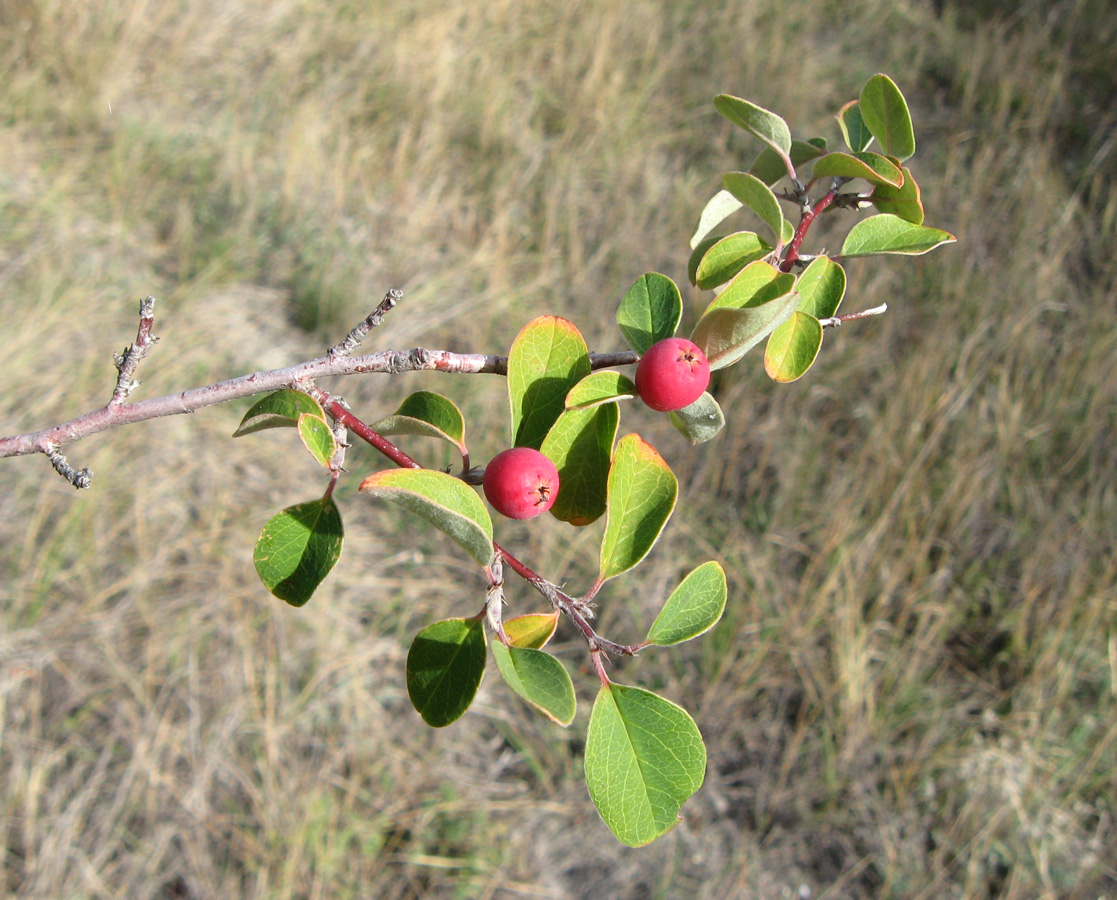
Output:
top-left (1, 0), bottom-right (1114, 897)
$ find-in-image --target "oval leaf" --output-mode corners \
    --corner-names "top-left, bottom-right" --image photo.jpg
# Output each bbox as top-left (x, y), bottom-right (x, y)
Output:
top-left (691, 289), bottom-right (801, 371)
top-left (870, 165), bottom-right (924, 224)
top-left (370, 391), bottom-right (467, 455)
top-left (598, 435), bottom-right (677, 583)
top-left (585, 683), bottom-right (706, 847)
top-left (841, 214), bottom-right (956, 257)
top-left (836, 100), bottom-right (874, 153)
top-left (704, 260), bottom-right (794, 313)
top-left (811, 151), bottom-right (903, 188)
top-left (253, 497), bottom-right (343, 607)
top-left (565, 371), bottom-right (637, 410)
top-left (540, 403), bottom-right (618, 526)
top-left (616, 273), bottom-right (683, 355)
top-left (714, 93), bottom-right (791, 156)
top-left (504, 611), bottom-right (560, 649)
top-left (359, 469), bottom-right (495, 568)
top-left (795, 256), bottom-right (846, 319)
top-left (407, 617), bottom-right (487, 727)
top-left (646, 561), bottom-right (728, 645)
top-left (764, 311), bottom-right (824, 383)
top-left (693, 231), bottom-right (772, 290)
top-left (297, 414), bottom-right (336, 468)
top-left (491, 641), bottom-right (577, 726)
top-left (234, 390), bottom-right (326, 437)
top-left (749, 139), bottom-right (827, 186)
top-left (508, 316), bottom-right (592, 450)
top-left (721, 172), bottom-right (785, 243)
top-left (668, 392), bottom-right (725, 445)
top-left (689, 189), bottom-right (743, 249)
top-left (859, 73), bottom-right (915, 162)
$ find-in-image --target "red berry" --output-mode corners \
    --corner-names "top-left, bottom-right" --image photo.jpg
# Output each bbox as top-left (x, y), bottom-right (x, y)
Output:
top-left (634, 338), bottom-right (711, 411)
top-left (483, 447), bottom-right (560, 519)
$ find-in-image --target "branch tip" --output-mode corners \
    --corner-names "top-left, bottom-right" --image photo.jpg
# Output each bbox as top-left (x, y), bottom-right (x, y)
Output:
top-left (45, 445), bottom-right (92, 489)
top-left (328, 288), bottom-right (404, 358)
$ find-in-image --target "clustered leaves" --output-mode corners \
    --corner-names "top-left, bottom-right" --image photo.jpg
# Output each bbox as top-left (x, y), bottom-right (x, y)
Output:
top-left (234, 75), bottom-right (953, 846)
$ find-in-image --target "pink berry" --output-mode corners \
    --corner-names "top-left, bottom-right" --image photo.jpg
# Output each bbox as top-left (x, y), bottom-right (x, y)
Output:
top-left (483, 447), bottom-right (560, 520)
top-left (634, 338), bottom-right (711, 411)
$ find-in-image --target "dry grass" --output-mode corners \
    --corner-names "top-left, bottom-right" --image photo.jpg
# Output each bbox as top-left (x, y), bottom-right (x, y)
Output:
top-left (1, 0), bottom-right (1115, 897)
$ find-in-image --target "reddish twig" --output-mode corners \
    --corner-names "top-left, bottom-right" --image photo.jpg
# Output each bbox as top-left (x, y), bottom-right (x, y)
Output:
top-left (780, 187), bottom-right (839, 272)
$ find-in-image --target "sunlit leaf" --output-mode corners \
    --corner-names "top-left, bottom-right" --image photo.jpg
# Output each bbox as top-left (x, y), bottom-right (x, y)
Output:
top-left (691, 290), bottom-right (801, 370)
top-left (859, 73), bottom-right (915, 161)
top-left (407, 617), bottom-right (486, 727)
top-left (721, 171), bottom-right (785, 242)
top-left (541, 403), bottom-right (618, 526)
top-left (254, 497), bottom-right (343, 607)
top-left (841, 214), bottom-right (956, 257)
top-left (811, 151), bottom-right (903, 188)
top-left (234, 390), bottom-right (326, 436)
top-left (764, 311), bottom-right (824, 382)
top-left (491, 641), bottom-right (576, 726)
top-left (693, 231), bottom-right (772, 290)
top-left (297, 414), bottom-right (336, 468)
top-left (359, 469), bottom-right (495, 567)
top-left (689, 189), bottom-right (743, 249)
top-left (704, 260), bottom-right (794, 313)
top-left (646, 561), bottom-right (727, 645)
top-left (508, 316), bottom-right (592, 450)
top-left (585, 682), bottom-right (706, 847)
top-left (794, 256), bottom-right (846, 319)
top-left (598, 435), bottom-right (677, 582)
top-left (504, 612), bottom-right (560, 649)
top-left (565, 371), bottom-right (638, 410)
top-left (616, 273), bottom-right (682, 355)
top-left (667, 393), bottom-right (725, 445)
top-left (370, 391), bottom-right (468, 455)
top-left (714, 94), bottom-right (791, 156)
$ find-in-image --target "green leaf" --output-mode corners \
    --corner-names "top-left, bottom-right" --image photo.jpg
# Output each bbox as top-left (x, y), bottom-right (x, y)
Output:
top-left (491, 641), bottom-right (577, 726)
top-left (693, 231), bottom-right (772, 290)
top-left (585, 683), bottom-right (706, 847)
top-left (721, 172), bottom-right (785, 243)
top-left (646, 561), bottom-right (727, 645)
top-left (836, 100), bottom-right (874, 153)
top-left (714, 94), bottom-right (791, 156)
top-left (794, 256), bottom-right (846, 319)
top-left (811, 151), bottom-right (903, 188)
top-left (253, 497), bottom-right (343, 607)
top-left (616, 273), bottom-right (683, 355)
top-left (870, 165), bottom-right (924, 224)
top-left (598, 434), bottom-right (677, 583)
top-left (689, 189), bottom-right (743, 249)
top-left (667, 393), bottom-right (725, 445)
top-left (859, 73), bottom-right (915, 162)
top-left (764, 311), bottom-right (824, 383)
top-left (504, 611), bottom-right (559, 649)
top-left (704, 260), bottom-right (794, 313)
top-left (841, 214), bottom-right (956, 257)
top-left (691, 290), bottom-right (801, 371)
top-left (370, 391), bottom-right (468, 455)
top-left (297, 414), bottom-right (336, 468)
top-left (540, 403), bottom-right (618, 526)
top-left (508, 316), bottom-right (592, 450)
top-left (358, 468), bottom-right (495, 567)
top-left (234, 390), bottom-right (327, 437)
top-left (565, 371), bottom-right (637, 410)
top-left (687, 234), bottom-right (721, 287)
top-left (407, 617), bottom-right (487, 727)
top-left (749, 139), bottom-right (827, 186)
